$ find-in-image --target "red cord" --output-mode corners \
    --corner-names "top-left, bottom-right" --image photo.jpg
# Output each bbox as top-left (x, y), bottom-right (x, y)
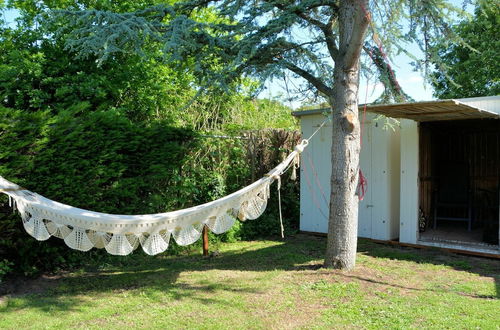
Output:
top-left (358, 112), bottom-right (369, 201)
top-left (358, 51), bottom-right (371, 201)
top-left (358, 169), bottom-right (368, 201)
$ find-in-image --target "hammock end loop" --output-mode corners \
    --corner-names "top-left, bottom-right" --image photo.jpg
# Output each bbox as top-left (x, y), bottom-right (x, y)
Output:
top-left (294, 139), bottom-right (309, 153)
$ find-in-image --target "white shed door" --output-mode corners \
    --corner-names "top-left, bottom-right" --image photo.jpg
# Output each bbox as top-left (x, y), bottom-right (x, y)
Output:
top-left (299, 118), bottom-right (331, 234)
top-left (358, 120), bottom-right (373, 238)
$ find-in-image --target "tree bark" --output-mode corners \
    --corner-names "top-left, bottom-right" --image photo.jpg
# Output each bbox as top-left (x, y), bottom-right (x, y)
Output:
top-left (324, 0), bottom-right (368, 270)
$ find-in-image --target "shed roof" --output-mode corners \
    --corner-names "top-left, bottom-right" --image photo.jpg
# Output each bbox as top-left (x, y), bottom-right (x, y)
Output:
top-left (292, 96), bottom-right (500, 122)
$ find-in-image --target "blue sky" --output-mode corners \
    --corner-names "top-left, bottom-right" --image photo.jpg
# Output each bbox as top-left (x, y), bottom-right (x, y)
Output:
top-left (2, 8), bottom-right (17, 26)
top-left (263, 44), bottom-right (435, 108)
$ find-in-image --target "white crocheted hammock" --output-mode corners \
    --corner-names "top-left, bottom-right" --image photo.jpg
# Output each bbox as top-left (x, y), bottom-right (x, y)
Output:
top-left (0, 140), bottom-right (308, 256)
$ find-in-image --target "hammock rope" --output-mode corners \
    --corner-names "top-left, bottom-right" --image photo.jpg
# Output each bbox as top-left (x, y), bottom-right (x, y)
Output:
top-left (0, 132), bottom-right (320, 256)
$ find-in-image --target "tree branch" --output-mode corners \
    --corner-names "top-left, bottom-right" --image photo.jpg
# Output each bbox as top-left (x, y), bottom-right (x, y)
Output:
top-left (323, 14), bottom-right (339, 60)
top-left (294, 11), bottom-right (327, 29)
top-left (266, 0), bottom-right (339, 29)
top-left (242, 39), bottom-right (325, 68)
top-left (281, 61), bottom-right (333, 95)
top-left (266, 1), bottom-right (340, 61)
top-left (342, 0), bottom-right (370, 69)
top-left (363, 44), bottom-right (410, 102)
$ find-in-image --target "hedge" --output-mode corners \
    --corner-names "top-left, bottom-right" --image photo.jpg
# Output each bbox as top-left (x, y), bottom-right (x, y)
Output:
top-left (0, 107), bottom-right (299, 279)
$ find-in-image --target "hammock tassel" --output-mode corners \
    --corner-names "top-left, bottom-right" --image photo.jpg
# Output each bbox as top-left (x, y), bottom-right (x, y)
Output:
top-left (290, 153), bottom-right (300, 181)
top-left (276, 175), bottom-right (285, 239)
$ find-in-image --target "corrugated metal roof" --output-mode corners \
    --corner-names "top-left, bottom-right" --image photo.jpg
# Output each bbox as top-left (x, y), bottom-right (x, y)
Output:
top-left (292, 96), bottom-right (500, 122)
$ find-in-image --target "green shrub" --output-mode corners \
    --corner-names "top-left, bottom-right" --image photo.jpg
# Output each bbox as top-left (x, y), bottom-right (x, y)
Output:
top-left (238, 176), bottom-right (300, 240)
top-left (0, 107), bottom-right (197, 275)
top-left (0, 106), bottom-right (299, 277)
top-left (0, 259), bottom-right (14, 283)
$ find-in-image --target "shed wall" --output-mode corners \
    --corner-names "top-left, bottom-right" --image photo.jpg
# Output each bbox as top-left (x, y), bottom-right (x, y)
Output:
top-left (299, 113), bottom-right (400, 240)
top-left (299, 115), bottom-right (331, 233)
top-left (399, 119), bottom-right (419, 244)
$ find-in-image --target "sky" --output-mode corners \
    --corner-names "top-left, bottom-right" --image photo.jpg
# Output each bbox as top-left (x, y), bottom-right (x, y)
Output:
top-left (2, 1), bottom-right (472, 109)
top-left (2, 8), bottom-right (17, 26)
top-left (263, 45), bottom-right (434, 108)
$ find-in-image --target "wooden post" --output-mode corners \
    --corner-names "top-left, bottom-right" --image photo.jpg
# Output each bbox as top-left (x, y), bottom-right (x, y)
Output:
top-left (250, 133), bottom-right (256, 182)
top-left (202, 225), bottom-right (209, 256)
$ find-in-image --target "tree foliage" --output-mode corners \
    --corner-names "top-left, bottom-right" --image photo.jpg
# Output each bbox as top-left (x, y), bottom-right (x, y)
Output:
top-left (53, 1), bottom-right (470, 103)
top-left (431, 2), bottom-right (500, 98)
top-left (0, 3), bottom-right (196, 121)
top-left (1, 0), bottom-right (297, 128)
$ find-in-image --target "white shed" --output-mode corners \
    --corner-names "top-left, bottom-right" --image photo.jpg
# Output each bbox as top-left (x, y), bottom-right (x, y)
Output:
top-left (293, 96), bottom-right (500, 256)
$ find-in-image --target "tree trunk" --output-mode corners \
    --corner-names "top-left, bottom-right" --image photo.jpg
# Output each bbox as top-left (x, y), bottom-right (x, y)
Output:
top-left (324, 0), bottom-right (367, 270)
top-left (324, 66), bottom-right (361, 270)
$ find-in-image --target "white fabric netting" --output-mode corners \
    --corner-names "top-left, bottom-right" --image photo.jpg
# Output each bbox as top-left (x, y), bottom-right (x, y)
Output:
top-left (0, 146), bottom-right (304, 256)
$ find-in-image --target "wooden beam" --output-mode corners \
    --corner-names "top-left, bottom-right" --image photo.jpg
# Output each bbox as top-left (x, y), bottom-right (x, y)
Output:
top-left (202, 225), bottom-right (209, 256)
top-left (403, 110), bottom-right (463, 116)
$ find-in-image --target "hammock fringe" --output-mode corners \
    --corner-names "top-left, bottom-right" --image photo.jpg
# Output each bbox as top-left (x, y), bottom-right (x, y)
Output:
top-left (8, 186), bottom-right (271, 255)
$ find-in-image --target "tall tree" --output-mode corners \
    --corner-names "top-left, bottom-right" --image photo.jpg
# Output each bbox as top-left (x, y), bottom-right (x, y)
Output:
top-left (55, 0), bottom-right (466, 269)
top-left (431, 2), bottom-right (500, 98)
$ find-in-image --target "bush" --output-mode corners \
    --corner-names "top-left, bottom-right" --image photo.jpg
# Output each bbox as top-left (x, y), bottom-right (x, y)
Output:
top-left (0, 259), bottom-right (14, 283)
top-left (0, 107), bottom-right (194, 275)
top-left (0, 107), bottom-right (300, 277)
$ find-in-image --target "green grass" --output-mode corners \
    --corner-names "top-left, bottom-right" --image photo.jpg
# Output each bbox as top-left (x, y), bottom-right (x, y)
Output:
top-left (0, 236), bottom-right (498, 329)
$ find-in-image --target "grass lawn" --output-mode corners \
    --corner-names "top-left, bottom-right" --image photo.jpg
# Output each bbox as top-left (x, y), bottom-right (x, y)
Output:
top-left (0, 235), bottom-right (498, 329)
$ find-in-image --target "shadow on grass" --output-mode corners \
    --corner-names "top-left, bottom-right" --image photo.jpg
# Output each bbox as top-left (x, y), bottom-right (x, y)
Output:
top-left (1, 235), bottom-right (498, 314)
top-left (356, 239), bottom-right (500, 300)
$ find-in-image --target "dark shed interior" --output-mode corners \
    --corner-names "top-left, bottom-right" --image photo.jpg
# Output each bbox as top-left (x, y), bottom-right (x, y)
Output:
top-left (419, 119), bottom-right (500, 246)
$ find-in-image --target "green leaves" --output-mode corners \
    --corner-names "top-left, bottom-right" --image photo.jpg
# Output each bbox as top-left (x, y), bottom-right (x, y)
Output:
top-left (0, 259), bottom-right (14, 282)
top-left (431, 3), bottom-right (500, 98)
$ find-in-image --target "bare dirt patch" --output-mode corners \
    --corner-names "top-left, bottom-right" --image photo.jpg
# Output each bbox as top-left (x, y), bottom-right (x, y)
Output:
top-left (0, 273), bottom-right (65, 301)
